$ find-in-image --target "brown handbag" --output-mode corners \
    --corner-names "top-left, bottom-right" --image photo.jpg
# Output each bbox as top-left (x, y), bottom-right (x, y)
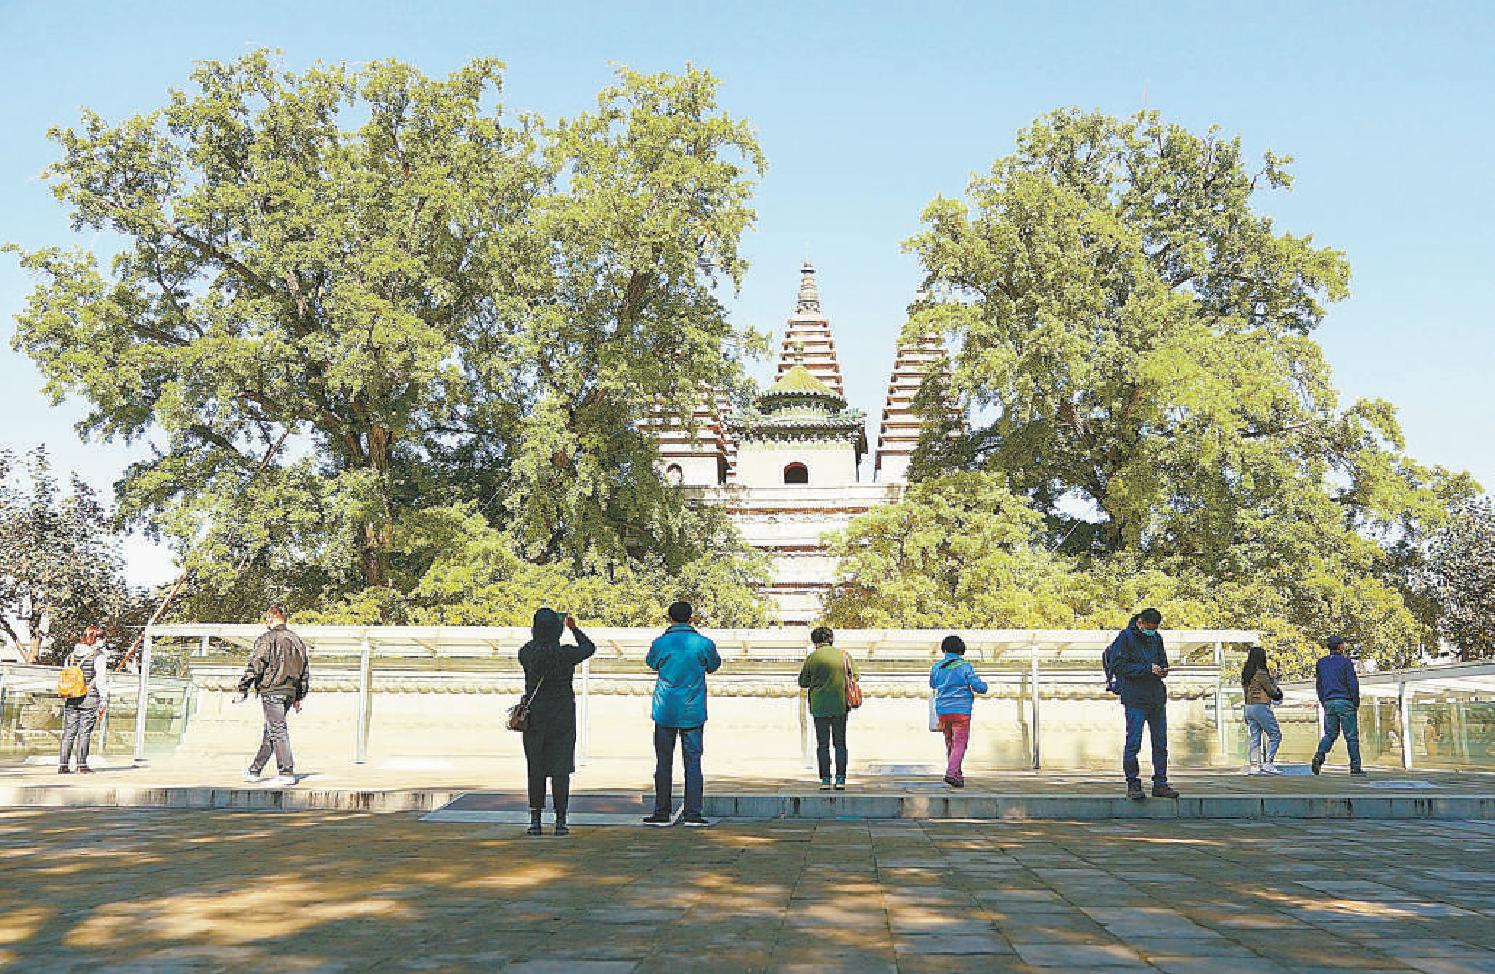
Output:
top-left (506, 676), bottom-right (543, 732)
top-left (844, 652), bottom-right (863, 710)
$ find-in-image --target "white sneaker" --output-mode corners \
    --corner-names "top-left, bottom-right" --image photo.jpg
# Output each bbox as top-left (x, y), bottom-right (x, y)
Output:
top-left (267, 774), bottom-right (297, 787)
top-left (1261, 764), bottom-right (1282, 775)
top-left (241, 768), bottom-right (262, 783)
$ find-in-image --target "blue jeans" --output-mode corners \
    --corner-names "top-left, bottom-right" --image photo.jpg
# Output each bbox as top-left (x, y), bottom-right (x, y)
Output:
top-left (653, 724), bottom-right (704, 817)
top-left (1244, 703), bottom-right (1282, 765)
top-left (1316, 699), bottom-right (1362, 771)
top-left (1123, 704), bottom-right (1169, 786)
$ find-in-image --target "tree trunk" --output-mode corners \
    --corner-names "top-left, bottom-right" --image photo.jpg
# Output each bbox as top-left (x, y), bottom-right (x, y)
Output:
top-left (359, 425), bottom-right (395, 590)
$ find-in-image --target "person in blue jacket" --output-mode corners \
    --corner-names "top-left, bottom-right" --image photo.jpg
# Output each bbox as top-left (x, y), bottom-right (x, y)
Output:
top-left (643, 601), bottom-right (722, 827)
top-left (1311, 635), bottom-right (1366, 777)
top-left (1105, 608), bottom-right (1181, 800)
top-left (929, 635), bottom-right (989, 787)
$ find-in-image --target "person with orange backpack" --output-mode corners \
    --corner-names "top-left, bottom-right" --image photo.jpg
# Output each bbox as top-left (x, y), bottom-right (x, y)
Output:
top-left (57, 624), bottom-right (110, 774)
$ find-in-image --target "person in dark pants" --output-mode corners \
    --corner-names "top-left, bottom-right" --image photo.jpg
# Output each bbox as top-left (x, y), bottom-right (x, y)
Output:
top-left (797, 626), bottom-right (858, 790)
top-left (644, 601), bottom-right (721, 827)
top-left (1312, 635), bottom-right (1366, 777)
top-left (518, 608), bottom-right (597, 836)
top-left (58, 625), bottom-right (110, 773)
top-left (238, 604), bottom-right (310, 788)
top-left (1106, 608), bottom-right (1181, 800)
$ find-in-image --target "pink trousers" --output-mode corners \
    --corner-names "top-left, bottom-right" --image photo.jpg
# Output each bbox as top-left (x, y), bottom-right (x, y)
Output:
top-left (939, 713), bottom-right (971, 782)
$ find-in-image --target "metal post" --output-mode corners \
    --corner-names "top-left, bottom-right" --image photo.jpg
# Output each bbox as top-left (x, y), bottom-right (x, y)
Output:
top-left (133, 629), bottom-right (153, 763)
top-left (198, 635), bottom-right (211, 658)
top-left (1029, 639), bottom-right (1041, 770)
top-left (579, 658), bottom-right (591, 765)
top-left (800, 694), bottom-right (813, 770)
top-left (355, 637), bottom-right (372, 764)
top-left (1398, 679), bottom-right (1413, 770)
top-left (1213, 640), bottom-right (1227, 761)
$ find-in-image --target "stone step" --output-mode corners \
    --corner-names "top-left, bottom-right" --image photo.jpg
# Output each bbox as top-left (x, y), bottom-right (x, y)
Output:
top-left (695, 791), bottom-right (1495, 820)
top-left (5, 783), bottom-right (1492, 819)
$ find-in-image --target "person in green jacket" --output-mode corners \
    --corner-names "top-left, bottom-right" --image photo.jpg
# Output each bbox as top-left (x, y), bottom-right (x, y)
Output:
top-left (797, 626), bottom-right (859, 790)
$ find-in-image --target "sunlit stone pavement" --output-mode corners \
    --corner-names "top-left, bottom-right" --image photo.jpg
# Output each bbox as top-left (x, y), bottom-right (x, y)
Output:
top-left (1, 808), bottom-right (1493, 973)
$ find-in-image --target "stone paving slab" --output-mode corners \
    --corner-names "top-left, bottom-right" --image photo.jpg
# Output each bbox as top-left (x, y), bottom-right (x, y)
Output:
top-left (1, 809), bottom-right (1494, 972)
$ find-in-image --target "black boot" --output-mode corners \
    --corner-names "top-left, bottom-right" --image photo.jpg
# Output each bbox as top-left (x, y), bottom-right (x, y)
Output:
top-left (526, 808), bottom-right (543, 836)
top-left (551, 775), bottom-right (571, 835)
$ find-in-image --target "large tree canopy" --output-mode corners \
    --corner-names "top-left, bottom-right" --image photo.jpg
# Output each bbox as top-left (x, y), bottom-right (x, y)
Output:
top-left (880, 109), bottom-right (1479, 666)
top-left (906, 109), bottom-right (1474, 559)
top-left (8, 51), bottom-right (769, 621)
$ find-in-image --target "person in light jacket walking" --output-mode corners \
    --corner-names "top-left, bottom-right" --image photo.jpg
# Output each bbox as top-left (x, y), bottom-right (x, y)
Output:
top-left (644, 602), bottom-right (721, 827)
top-left (58, 625), bottom-right (109, 774)
top-left (518, 608), bottom-right (596, 836)
top-left (929, 635), bottom-right (988, 788)
top-left (797, 626), bottom-right (858, 790)
top-left (1241, 644), bottom-right (1284, 775)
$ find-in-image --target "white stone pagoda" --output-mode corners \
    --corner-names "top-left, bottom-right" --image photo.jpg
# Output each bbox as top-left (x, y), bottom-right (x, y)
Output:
top-left (654, 261), bottom-right (950, 624)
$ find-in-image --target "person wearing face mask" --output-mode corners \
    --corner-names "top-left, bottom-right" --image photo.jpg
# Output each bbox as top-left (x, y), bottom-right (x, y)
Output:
top-left (1104, 608), bottom-right (1180, 800)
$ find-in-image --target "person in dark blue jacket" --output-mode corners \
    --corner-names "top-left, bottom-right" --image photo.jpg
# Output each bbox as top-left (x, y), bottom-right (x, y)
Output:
top-left (643, 601), bottom-right (722, 827)
top-left (1311, 635), bottom-right (1366, 776)
top-left (1105, 608), bottom-right (1181, 800)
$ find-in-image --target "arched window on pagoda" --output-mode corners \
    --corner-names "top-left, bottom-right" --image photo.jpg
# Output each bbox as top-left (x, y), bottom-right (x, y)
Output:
top-left (783, 462), bottom-right (809, 484)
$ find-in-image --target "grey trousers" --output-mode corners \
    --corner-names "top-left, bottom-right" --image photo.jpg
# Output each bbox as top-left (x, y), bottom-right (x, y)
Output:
top-left (59, 703), bottom-right (99, 768)
top-left (249, 694), bottom-right (295, 775)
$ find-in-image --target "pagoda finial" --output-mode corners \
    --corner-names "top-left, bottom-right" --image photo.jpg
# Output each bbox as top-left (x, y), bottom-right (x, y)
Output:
top-left (796, 260), bottom-right (821, 316)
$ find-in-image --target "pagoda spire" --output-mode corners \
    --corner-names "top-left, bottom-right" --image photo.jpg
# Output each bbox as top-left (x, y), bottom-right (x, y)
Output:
top-left (775, 259), bottom-right (845, 397)
top-left (874, 324), bottom-right (954, 483)
top-left (795, 260), bottom-right (822, 315)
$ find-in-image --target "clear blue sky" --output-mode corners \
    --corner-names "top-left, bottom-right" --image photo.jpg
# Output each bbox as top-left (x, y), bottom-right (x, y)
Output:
top-left (3, 0), bottom-right (1492, 585)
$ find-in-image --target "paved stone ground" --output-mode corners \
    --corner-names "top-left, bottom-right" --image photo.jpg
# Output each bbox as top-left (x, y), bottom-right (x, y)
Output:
top-left (1, 809), bottom-right (1493, 973)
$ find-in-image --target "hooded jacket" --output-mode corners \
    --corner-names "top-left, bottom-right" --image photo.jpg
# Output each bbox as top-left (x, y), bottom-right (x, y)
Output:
top-left (646, 623), bottom-right (721, 728)
top-left (518, 609), bottom-right (596, 711)
top-left (929, 654), bottom-right (988, 716)
top-left (1106, 622), bottom-right (1170, 710)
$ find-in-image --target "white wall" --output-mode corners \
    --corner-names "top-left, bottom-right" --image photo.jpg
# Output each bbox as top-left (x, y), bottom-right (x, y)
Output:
top-left (734, 438), bottom-right (858, 488)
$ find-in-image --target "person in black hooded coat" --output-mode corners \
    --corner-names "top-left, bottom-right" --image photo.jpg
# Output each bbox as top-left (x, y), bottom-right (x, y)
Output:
top-left (517, 608), bottom-right (596, 835)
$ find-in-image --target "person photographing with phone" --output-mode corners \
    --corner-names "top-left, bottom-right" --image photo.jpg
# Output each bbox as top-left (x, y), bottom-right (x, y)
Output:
top-left (1105, 607), bottom-right (1180, 800)
top-left (517, 608), bottom-right (596, 836)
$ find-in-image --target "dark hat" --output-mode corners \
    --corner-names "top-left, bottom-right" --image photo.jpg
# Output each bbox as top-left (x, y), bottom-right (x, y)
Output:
top-left (1326, 635), bottom-right (1346, 650)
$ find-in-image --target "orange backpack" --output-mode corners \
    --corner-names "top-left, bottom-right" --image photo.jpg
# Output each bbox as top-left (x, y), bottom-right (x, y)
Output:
top-left (57, 665), bottom-right (88, 699)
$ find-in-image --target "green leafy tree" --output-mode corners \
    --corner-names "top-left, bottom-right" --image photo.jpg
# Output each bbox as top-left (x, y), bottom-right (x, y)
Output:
top-left (301, 502), bottom-right (771, 628)
top-left (8, 52), bottom-right (766, 619)
top-left (1422, 498), bottom-right (1495, 659)
top-left (0, 447), bottom-right (136, 661)
top-left (893, 109), bottom-right (1475, 669)
top-left (822, 473), bottom-right (1079, 629)
top-left (906, 108), bottom-right (1474, 561)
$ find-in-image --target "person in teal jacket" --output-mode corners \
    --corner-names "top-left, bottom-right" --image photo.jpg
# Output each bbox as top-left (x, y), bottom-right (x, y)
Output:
top-left (643, 601), bottom-right (721, 827)
top-left (929, 635), bottom-right (988, 787)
